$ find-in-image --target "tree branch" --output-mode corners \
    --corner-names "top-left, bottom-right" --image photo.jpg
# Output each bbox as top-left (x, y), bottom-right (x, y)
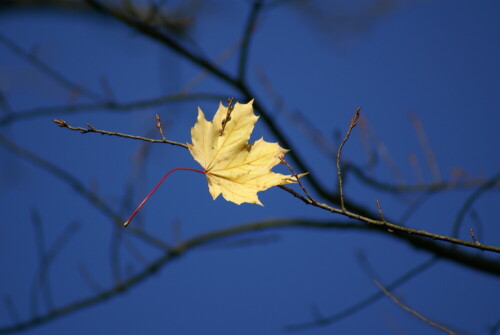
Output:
top-left (286, 257), bottom-right (438, 331)
top-left (0, 92), bottom-right (222, 126)
top-left (237, 0), bottom-right (265, 81)
top-left (4, 210), bottom-right (498, 334)
top-left (0, 134), bottom-right (170, 250)
top-left (53, 119), bottom-right (188, 148)
top-left (373, 279), bottom-right (456, 334)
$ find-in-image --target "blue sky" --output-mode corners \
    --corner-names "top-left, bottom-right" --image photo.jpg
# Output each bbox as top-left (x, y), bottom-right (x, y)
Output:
top-left (0, 1), bottom-right (499, 334)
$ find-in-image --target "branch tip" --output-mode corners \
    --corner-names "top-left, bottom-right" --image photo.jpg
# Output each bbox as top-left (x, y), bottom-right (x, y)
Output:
top-left (53, 119), bottom-right (67, 127)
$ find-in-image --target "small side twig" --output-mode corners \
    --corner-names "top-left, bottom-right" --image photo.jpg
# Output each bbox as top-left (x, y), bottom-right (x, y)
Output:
top-left (373, 279), bottom-right (456, 335)
top-left (155, 114), bottom-right (166, 141)
top-left (279, 156), bottom-right (312, 201)
top-left (336, 107), bottom-right (360, 212)
top-left (452, 171), bottom-right (500, 238)
top-left (469, 228), bottom-right (480, 245)
top-left (375, 200), bottom-right (388, 225)
top-left (410, 112), bottom-right (442, 182)
top-left (53, 119), bottom-right (187, 148)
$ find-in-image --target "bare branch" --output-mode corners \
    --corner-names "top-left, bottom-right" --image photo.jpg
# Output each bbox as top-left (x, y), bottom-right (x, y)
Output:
top-left (0, 32), bottom-right (103, 101)
top-left (1, 212), bottom-right (499, 334)
top-left (410, 112), bottom-right (442, 182)
top-left (279, 156), bottom-right (312, 201)
top-left (238, 0), bottom-right (265, 81)
top-left (31, 220), bottom-right (80, 316)
top-left (452, 171), bottom-right (500, 238)
top-left (336, 107), bottom-right (360, 212)
top-left (376, 200), bottom-right (386, 223)
top-left (0, 218), bottom-right (361, 334)
top-left (345, 162), bottom-right (494, 194)
top-left (373, 279), bottom-right (456, 334)
top-left (469, 228), bottom-right (479, 245)
top-left (0, 0), bottom-right (192, 32)
top-left (0, 92), bottom-right (223, 127)
top-left (78, 263), bottom-right (103, 294)
top-left (50, 112), bottom-right (500, 255)
top-left (285, 258), bottom-right (438, 331)
top-left (53, 119), bottom-right (188, 148)
top-left (283, 182), bottom-right (500, 253)
top-left (255, 66), bottom-right (336, 158)
top-left (82, 0), bottom-right (340, 207)
top-left (0, 134), bottom-right (170, 250)
top-left (155, 114), bottom-right (167, 141)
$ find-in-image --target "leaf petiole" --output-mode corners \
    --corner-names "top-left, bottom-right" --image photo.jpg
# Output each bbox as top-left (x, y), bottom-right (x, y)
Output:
top-left (124, 168), bottom-right (206, 226)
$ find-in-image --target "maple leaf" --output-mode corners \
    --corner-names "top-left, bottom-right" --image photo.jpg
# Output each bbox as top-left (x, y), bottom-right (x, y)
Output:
top-left (188, 99), bottom-right (301, 205)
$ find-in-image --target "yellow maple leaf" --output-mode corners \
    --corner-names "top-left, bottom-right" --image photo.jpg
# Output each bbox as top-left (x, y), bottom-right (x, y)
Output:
top-left (187, 99), bottom-right (300, 205)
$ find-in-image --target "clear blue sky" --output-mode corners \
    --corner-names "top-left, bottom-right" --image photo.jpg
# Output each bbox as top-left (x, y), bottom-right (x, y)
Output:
top-left (0, 1), bottom-right (499, 334)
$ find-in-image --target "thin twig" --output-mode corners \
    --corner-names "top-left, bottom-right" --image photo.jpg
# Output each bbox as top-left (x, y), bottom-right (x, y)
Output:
top-left (410, 113), bottom-right (442, 182)
top-left (279, 156), bottom-right (312, 201)
top-left (51, 117), bottom-right (500, 254)
top-left (376, 200), bottom-right (386, 223)
top-left (344, 163), bottom-right (493, 194)
top-left (469, 228), bottom-right (479, 245)
top-left (238, 0), bottom-right (265, 81)
top-left (490, 318), bottom-right (500, 335)
top-left (99, 76), bottom-right (116, 102)
top-left (0, 134), bottom-right (171, 251)
top-left (408, 152), bottom-right (425, 184)
top-left (291, 184), bottom-right (500, 252)
top-left (0, 92), bottom-right (223, 127)
top-left (29, 210), bottom-right (50, 316)
top-left (0, 32), bottom-right (103, 101)
top-left (2, 214), bottom-right (500, 334)
top-left (336, 108), bottom-right (360, 212)
top-left (53, 119), bottom-right (187, 148)
top-left (155, 114), bottom-right (167, 141)
top-left (83, 0), bottom-right (340, 207)
top-left (78, 263), bottom-right (103, 294)
top-left (285, 258), bottom-right (438, 331)
top-left (468, 209), bottom-right (484, 242)
top-left (356, 115), bottom-right (406, 185)
top-left (373, 279), bottom-right (456, 334)
top-left (452, 171), bottom-right (500, 238)
top-left (0, 218), bottom-right (361, 334)
top-left (398, 189), bottom-right (434, 224)
top-left (31, 219), bottom-right (80, 318)
top-left (255, 66), bottom-right (336, 158)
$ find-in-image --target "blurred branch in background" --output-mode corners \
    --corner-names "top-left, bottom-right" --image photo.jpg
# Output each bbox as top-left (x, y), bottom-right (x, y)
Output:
top-left (0, 32), bottom-right (104, 102)
top-left (372, 279), bottom-right (456, 334)
top-left (1, 125), bottom-right (499, 333)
